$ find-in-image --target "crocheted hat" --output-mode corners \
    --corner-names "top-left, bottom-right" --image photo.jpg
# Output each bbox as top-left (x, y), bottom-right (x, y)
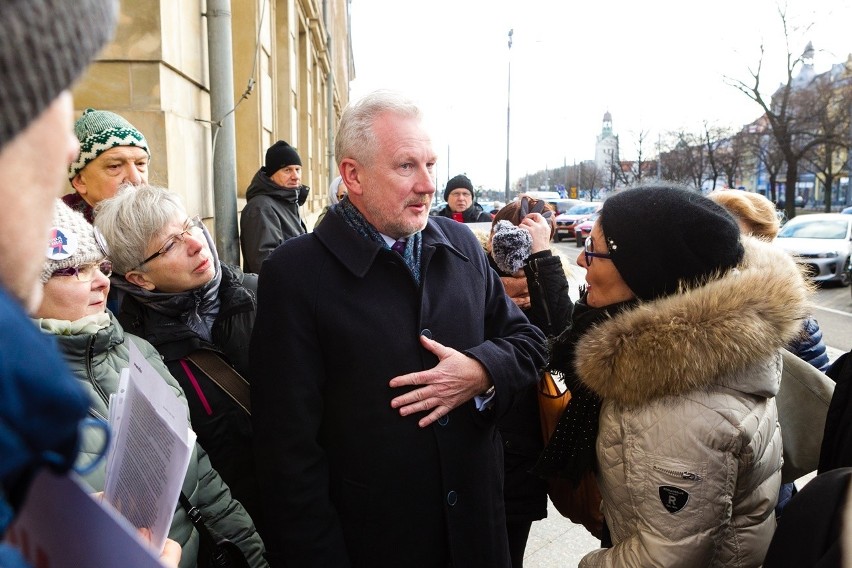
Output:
top-left (265, 140), bottom-right (302, 174)
top-left (42, 200), bottom-right (106, 283)
top-left (68, 108), bottom-right (149, 181)
top-left (444, 174), bottom-right (474, 201)
top-left (599, 185), bottom-right (744, 301)
top-left (0, 0), bottom-right (118, 153)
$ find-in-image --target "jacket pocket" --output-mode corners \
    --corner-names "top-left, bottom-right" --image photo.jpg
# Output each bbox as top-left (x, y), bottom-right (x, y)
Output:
top-left (638, 456), bottom-right (709, 540)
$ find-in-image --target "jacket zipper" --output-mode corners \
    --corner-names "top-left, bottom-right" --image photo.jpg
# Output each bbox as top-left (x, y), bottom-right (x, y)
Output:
top-left (653, 464), bottom-right (703, 481)
top-left (86, 335), bottom-right (111, 408)
top-left (528, 258), bottom-right (553, 330)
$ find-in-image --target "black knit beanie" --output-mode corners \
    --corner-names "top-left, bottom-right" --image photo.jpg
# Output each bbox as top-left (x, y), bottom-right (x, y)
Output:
top-left (0, 0), bottom-right (118, 152)
top-left (444, 174), bottom-right (474, 202)
top-left (265, 140), bottom-right (302, 174)
top-left (599, 185), bottom-right (743, 301)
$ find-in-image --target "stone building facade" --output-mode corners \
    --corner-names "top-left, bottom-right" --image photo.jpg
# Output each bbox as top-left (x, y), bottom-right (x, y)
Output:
top-left (71, 0), bottom-right (353, 263)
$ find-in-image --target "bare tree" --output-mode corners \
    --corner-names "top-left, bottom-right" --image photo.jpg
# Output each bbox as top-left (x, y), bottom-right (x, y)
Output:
top-left (800, 66), bottom-right (852, 211)
top-left (608, 129), bottom-right (651, 188)
top-left (741, 116), bottom-right (786, 202)
top-left (717, 130), bottom-right (747, 188)
top-left (702, 122), bottom-right (738, 190)
top-left (727, 5), bottom-right (834, 219)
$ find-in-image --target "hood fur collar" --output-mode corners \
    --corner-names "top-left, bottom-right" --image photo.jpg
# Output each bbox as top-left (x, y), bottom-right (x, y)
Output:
top-left (575, 237), bottom-right (811, 407)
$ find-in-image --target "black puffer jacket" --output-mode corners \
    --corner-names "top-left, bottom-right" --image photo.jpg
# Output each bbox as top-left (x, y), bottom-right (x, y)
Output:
top-left (115, 264), bottom-right (261, 529)
top-left (490, 250), bottom-right (573, 524)
top-left (240, 168), bottom-right (309, 273)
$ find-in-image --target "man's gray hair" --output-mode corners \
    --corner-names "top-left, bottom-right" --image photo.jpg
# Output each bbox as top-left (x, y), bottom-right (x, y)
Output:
top-left (93, 184), bottom-right (188, 275)
top-left (335, 90), bottom-right (422, 166)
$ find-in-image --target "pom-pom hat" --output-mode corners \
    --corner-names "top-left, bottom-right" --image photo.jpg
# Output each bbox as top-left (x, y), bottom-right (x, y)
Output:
top-left (42, 200), bottom-right (106, 283)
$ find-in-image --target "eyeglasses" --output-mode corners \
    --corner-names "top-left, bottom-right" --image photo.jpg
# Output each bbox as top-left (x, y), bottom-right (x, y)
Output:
top-left (520, 196), bottom-right (553, 220)
top-left (52, 260), bottom-right (113, 281)
top-left (584, 236), bottom-right (612, 266)
top-left (136, 216), bottom-right (204, 268)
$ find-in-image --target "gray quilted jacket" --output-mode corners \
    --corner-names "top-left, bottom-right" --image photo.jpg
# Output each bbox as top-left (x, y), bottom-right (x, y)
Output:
top-left (577, 238), bottom-right (811, 568)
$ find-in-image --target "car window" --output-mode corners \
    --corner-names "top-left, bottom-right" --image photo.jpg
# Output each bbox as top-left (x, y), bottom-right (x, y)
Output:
top-left (566, 204), bottom-right (599, 215)
top-left (778, 219), bottom-right (850, 239)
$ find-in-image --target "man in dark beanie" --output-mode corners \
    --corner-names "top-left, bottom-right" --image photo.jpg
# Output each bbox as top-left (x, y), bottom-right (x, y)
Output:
top-left (240, 140), bottom-right (310, 273)
top-left (0, 1), bottom-right (182, 566)
top-left (434, 173), bottom-right (492, 223)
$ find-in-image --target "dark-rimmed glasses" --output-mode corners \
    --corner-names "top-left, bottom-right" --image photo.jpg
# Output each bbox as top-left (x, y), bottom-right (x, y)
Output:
top-left (136, 216), bottom-right (203, 269)
top-left (584, 236), bottom-right (612, 266)
top-left (52, 260), bottom-right (113, 282)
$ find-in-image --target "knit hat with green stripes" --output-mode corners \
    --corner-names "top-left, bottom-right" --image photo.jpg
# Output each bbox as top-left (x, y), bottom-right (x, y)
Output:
top-left (68, 108), bottom-right (150, 181)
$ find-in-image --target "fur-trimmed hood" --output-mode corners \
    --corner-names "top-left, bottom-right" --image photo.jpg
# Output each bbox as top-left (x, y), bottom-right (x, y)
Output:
top-left (575, 237), bottom-right (811, 407)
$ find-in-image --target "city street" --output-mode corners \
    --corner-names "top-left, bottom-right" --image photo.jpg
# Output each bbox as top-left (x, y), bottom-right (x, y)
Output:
top-left (551, 239), bottom-right (852, 357)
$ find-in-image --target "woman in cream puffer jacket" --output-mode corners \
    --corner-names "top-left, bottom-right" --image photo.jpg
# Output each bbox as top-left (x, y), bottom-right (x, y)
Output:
top-left (576, 236), bottom-right (809, 567)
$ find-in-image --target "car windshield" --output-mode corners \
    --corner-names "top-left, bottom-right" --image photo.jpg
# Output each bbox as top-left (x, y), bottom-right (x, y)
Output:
top-left (778, 219), bottom-right (849, 240)
top-left (566, 204), bottom-right (598, 215)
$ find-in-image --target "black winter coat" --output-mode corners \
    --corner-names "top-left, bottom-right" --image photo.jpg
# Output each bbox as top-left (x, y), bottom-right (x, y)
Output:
top-left (435, 202), bottom-right (492, 223)
top-left (251, 210), bottom-right (548, 568)
top-left (491, 251), bottom-right (573, 524)
top-left (116, 264), bottom-right (261, 528)
top-left (240, 168), bottom-right (309, 273)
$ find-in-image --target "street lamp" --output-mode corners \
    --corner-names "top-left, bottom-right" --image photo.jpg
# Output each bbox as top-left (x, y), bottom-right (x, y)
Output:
top-left (505, 28), bottom-right (513, 203)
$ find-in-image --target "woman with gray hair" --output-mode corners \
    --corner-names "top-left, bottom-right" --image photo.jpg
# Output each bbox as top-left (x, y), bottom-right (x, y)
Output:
top-left (94, 185), bottom-right (262, 532)
top-left (35, 199), bottom-right (266, 567)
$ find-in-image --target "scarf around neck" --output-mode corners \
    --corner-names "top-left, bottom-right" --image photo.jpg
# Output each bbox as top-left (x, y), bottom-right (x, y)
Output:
top-left (532, 295), bottom-right (637, 484)
top-left (336, 197), bottom-right (423, 285)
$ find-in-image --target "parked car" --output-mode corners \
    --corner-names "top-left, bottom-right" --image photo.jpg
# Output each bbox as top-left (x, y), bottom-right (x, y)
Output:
top-left (775, 213), bottom-right (852, 286)
top-left (573, 213), bottom-right (600, 246)
top-left (554, 202), bottom-right (602, 242)
top-left (547, 198), bottom-right (582, 216)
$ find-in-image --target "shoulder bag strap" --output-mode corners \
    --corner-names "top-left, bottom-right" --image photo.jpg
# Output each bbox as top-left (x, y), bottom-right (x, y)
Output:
top-left (185, 350), bottom-right (251, 415)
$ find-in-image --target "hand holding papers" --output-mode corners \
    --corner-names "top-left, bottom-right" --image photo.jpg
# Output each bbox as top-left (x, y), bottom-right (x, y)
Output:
top-left (103, 341), bottom-right (195, 551)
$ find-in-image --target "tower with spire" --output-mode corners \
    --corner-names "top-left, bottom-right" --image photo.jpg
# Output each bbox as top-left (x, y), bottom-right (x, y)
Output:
top-left (595, 110), bottom-right (618, 176)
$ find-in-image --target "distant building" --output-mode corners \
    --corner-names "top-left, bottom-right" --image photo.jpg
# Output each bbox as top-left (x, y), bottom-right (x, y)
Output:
top-left (595, 110), bottom-right (619, 180)
top-left (71, 0), bottom-right (354, 263)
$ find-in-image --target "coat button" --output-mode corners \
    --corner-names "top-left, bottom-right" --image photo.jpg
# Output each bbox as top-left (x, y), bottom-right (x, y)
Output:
top-left (438, 415), bottom-right (449, 426)
top-left (447, 491), bottom-right (458, 506)
top-left (420, 328), bottom-right (432, 340)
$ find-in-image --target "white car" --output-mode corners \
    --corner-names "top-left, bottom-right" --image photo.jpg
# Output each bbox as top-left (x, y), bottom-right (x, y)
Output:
top-left (775, 213), bottom-right (852, 286)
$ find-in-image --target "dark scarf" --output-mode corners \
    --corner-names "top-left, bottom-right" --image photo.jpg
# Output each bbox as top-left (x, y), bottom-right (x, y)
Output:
top-left (532, 293), bottom-right (636, 485)
top-left (336, 196), bottom-right (423, 285)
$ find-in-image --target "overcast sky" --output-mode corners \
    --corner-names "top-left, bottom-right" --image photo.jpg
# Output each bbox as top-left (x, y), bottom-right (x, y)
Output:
top-left (348, 0), bottom-right (852, 191)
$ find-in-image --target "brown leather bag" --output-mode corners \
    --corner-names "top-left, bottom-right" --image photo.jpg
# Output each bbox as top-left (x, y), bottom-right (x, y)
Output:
top-left (537, 372), bottom-right (604, 538)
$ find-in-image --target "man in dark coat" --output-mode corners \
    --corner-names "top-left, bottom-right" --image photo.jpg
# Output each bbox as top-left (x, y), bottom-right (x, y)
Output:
top-left (239, 140), bottom-right (309, 273)
top-left (251, 91), bottom-right (548, 568)
top-left (434, 173), bottom-right (492, 223)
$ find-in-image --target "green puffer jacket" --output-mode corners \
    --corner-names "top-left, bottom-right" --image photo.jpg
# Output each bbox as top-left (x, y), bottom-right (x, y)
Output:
top-left (35, 312), bottom-right (268, 568)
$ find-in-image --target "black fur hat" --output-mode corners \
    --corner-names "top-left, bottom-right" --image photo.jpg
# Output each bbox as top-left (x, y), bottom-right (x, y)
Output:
top-left (491, 220), bottom-right (532, 274)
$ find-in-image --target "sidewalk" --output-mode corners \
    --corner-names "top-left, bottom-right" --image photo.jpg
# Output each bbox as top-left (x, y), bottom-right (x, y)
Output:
top-left (524, 501), bottom-right (599, 567)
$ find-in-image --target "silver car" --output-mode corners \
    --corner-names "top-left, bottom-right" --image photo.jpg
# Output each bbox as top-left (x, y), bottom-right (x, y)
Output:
top-left (775, 213), bottom-right (852, 286)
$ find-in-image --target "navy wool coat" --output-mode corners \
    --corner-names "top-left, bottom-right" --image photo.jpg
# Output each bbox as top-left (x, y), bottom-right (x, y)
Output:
top-left (250, 209), bottom-right (547, 568)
